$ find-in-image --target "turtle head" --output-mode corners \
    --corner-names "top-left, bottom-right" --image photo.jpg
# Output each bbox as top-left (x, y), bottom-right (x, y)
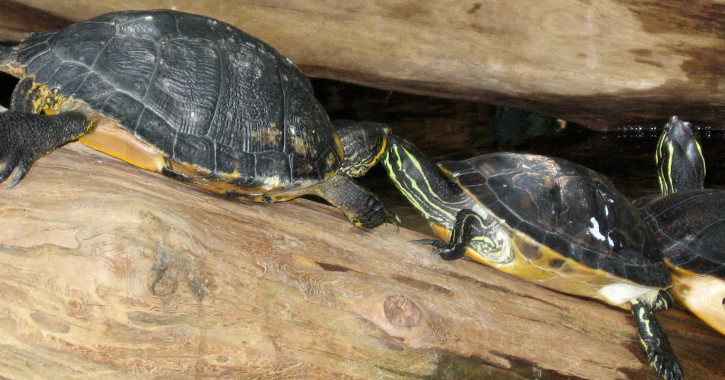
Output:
top-left (334, 120), bottom-right (390, 177)
top-left (656, 116), bottom-right (705, 194)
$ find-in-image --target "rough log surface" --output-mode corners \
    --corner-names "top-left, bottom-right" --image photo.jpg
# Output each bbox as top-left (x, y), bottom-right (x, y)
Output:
top-left (0, 143), bottom-right (723, 379)
top-left (0, 0), bottom-right (722, 130)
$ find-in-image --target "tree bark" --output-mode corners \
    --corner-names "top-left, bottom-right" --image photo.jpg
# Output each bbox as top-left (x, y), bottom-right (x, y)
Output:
top-left (0, 0), bottom-right (722, 130)
top-left (0, 143), bottom-right (722, 379)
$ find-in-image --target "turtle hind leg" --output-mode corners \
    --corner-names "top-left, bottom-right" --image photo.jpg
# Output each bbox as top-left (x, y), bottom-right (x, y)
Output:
top-left (630, 294), bottom-right (683, 380)
top-left (0, 111), bottom-right (96, 187)
top-left (430, 209), bottom-right (489, 260)
top-left (315, 173), bottom-right (397, 228)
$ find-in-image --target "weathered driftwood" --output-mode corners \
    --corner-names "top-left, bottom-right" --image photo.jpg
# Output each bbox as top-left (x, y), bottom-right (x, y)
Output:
top-left (0, 0), bottom-right (67, 41)
top-left (0, 143), bottom-right (723, 379)
top-left (0, 0), bottom-right (722, 130)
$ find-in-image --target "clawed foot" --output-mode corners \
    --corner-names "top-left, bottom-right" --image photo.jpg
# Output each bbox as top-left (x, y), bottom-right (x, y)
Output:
top-left (0, 160), bottom-right (32, 188)
top-left (352, 196), bottom-right (400, 229)
top-left (631, 296), bottom-right (683, 380)
top-left (411, 238), bottom-right (445, 249)
top-left (0, 111), bottom-right (92, 189)
top-left (411, 238), bottom-right (465, 260)
top-left (647, 348), bottom-right (683, 380)
top-left (0, 126), bottom-right (39, 188)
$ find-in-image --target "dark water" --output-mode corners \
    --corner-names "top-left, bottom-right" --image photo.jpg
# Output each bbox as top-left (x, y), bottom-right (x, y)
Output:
top-left (1, 72), bottom-right (722, 233)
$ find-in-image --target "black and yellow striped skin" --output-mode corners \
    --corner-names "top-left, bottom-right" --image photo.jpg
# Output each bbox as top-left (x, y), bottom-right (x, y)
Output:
top-left (637, 116), bottom-right (725, 336)
top-left (655, 116), bottom-right (705, 195)
top-left (383, 136), bottom-right (682, 380)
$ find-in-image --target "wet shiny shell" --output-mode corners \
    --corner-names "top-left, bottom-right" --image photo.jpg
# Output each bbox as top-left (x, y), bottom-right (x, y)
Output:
top-left (15, 10), bottom-right (340, 192)
top-left (636, 189), bottom-right (725, 279)
top-left (440, 153), bottom-right (670, 287)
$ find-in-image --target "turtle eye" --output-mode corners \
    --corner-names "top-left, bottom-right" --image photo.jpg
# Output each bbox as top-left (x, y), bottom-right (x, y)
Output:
top-left (722, 297), bottom-right (724, 309)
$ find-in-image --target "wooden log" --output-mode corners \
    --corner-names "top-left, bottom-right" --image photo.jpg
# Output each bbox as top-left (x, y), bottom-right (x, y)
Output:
top-left (0, 0), bottom-right (68, 41)
top-left (0, 0), bottom-right (722, 130)
top-left (0, 142), bottom-right (723, 379)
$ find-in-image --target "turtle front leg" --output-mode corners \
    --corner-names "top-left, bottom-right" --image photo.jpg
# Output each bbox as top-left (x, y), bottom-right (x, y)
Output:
top-left (316, 173), bottom-right (398, 228)
top-left (0, 111), bottom-right (96, 187)
top-left (630, 293), bottom-right (683, 380)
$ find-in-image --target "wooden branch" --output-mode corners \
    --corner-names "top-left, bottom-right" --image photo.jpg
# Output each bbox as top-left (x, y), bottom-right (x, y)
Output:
top-left (0, 0), bottom-right (722, 130)
top-left (0, 142), bottom-right (722, 379)
top-left (0, 0), bottom-right (69, 41)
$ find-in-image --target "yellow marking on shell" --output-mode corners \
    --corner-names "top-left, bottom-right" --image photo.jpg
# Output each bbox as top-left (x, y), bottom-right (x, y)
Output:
top-left (80, 119), bottom-right (313, 201)
top-left (250, 125), bottom-right (283, 146)
top-left (0, 53), bottom-right (24, 76)
top-left (668, 265), bottom-right (725, 335)
top-left (290, 136), bottom-right (309, 153)
top-left (217, 169), bottom-right (242, 181)
top-left (431, 223), bottom-right (656, 309)
top-left (165, 159), bottom-right (295, 198)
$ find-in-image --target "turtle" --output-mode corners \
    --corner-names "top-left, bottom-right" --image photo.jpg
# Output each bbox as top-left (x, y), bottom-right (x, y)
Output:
top-left (382, 135), bottom-right (682, 380)
top-left (634, 116), bottom-right (725, 335)
top-left (0, 10), bottom-right (394, 228)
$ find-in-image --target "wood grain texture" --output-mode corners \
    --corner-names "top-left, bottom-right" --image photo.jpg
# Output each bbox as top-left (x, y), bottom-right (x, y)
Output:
top-left (0, 142), bottom-right (723, 379)
top-left (0, 0), bottom-right (722, 130)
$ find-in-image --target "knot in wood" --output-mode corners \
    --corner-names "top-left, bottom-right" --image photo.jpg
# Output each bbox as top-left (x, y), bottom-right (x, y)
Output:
top-left (383, 295), bottom-right (419, 327)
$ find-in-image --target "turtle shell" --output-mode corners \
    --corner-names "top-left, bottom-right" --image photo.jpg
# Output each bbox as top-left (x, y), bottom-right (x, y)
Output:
top-left (13, 10), bottom-right (339, 193)
top-left (636, 189), bottom-right (725, 279)
top-left (440, 153), bottom-right (670, 287)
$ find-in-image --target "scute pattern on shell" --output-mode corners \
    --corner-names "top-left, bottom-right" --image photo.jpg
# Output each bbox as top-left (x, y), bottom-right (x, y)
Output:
top-left (15, 10), bottom-right (339, 191)
top-left (440, 153), bottom-right (671, 287)
top-left (636, 189), bottom-right (725, 279)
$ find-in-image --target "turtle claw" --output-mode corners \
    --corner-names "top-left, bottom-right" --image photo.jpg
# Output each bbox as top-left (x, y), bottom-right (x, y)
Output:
top-left (6, 164), bottom-right (30, 189)
top-left (631, 297), bottom-right (683, 380)
top-left (353, 203), bottom-right (398, 229)
top-left (410, 238), bottom-right (447, 249)
top-left (0, 139), bottom-right (37, 189)
top-left (410, 238), bottom-right (439, 245)
top-left (384, 210), bottom-right (401, 232)
top-left (649, 351), bottom-right (684, 380)
top-left (641, 292), bottom-right (683, 380)
top-left (0, 111), bottom-right (92, 189)
top-left (0, 160), bottom-right (16, 185)
top-left (410, 238), bottom-right (465, 260)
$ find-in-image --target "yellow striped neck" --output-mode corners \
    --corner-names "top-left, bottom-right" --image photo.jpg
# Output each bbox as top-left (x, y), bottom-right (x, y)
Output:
top-left (381, 136), bottom-right (472, 228)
